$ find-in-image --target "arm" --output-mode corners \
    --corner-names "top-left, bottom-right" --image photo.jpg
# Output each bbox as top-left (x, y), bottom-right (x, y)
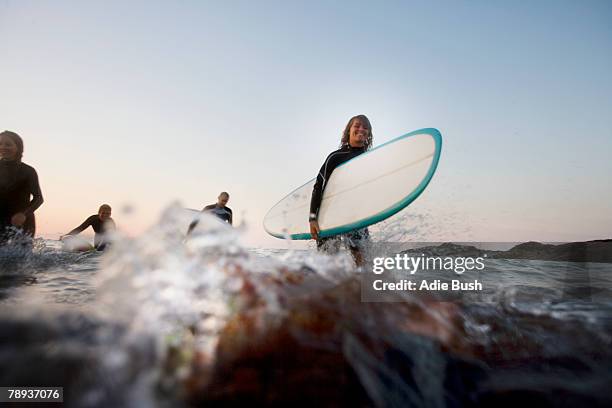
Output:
top-left (10, 167), bottom-right (43, 227)
top-left (187, 206), bottom-right (212, 235)
top-left (309, 155), bottom-right (337, 240)
top-left (309, 154), bottom-right (337, 222)
top-left (65, 216), bottom-right (95, 236)
top-left (187, 220), bottom-right (198, 235)
top-left (228, 209), bottom-right (233, 226)
top-left (23, 168), bottom-right (43, 215)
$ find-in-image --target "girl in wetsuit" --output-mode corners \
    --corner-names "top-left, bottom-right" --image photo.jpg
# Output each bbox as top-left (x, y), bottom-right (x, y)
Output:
top-left (309, 115), bottom-right (373, 265)
top-left (61, 204), bottom-right (116, 251)
top-left (0, 131), bottom-right (44, 243)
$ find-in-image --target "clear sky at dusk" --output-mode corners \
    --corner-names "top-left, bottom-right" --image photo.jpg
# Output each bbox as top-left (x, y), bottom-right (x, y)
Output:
top-left (1, 0), bottom-right (611, 247)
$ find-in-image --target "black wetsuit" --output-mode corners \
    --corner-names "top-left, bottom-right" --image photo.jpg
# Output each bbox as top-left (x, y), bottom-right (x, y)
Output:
top-left (66, 215), bottom-right (115, 250)
top-left (0, 159), bottom-right (43, 239)
top-left (309, 144), bottom-right (368, 250)
top-left (203, 204), bottom-right (233, 224)
top-left (187, 204), bottom-right (233, 235)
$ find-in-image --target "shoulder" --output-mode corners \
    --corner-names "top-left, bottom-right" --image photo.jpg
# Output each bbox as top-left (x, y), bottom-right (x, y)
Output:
top-left (19, 162), bottom-right (38, 176)
top-left (87, 215), bottom-right (99, 222)
top-left (324, 146), bottom-right (348, 160)
top-left (203, 204), bottom-right (216, 210)
top-left (321, 146), bottom-right (351, 168)
top-left (329, 145), bottom-right (352, 159)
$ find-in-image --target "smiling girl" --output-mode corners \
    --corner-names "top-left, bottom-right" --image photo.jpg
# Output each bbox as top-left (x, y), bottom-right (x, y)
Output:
top-left (0, 131), bottom-right (44, 242)
top-left (309, 115), bottom-right (373, 265)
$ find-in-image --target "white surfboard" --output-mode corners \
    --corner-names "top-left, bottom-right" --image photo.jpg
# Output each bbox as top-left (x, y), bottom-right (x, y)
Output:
top-left (264, 128), bottom-right (442, 240)
top-left (61, 235), bottom-right (94, 252)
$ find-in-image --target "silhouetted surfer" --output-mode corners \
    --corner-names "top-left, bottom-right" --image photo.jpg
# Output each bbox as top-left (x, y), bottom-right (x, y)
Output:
top-left (0, 131), bottom-right (44, 245)
top-left (309, 115), bottom-right (373, 265)
top-left (61, 204), bottom-right (115, 250)
top-left (187, 192), bottom-right (233, 235)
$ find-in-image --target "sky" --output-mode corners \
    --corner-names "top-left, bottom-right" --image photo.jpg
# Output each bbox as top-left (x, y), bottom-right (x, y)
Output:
top-left (1, 0), bottom-right (611, 247)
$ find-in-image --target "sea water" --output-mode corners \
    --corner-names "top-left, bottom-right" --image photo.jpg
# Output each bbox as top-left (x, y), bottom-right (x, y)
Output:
top-left (1, 205), bottom-right (611, 407)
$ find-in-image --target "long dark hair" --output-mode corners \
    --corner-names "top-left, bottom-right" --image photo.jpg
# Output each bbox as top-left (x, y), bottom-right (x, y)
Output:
top-left (0, 130), bottom-right (24, 161)
top-left (340, 115), bottom-right (373, 150)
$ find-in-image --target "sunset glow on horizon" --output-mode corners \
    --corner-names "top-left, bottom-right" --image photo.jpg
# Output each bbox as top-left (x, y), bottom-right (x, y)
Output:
top-left (2, 1), bottom-right (611, 247)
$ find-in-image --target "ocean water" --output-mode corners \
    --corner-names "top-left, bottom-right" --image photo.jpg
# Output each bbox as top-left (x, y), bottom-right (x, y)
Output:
top-left (1, 207), bottom-right (611, 407)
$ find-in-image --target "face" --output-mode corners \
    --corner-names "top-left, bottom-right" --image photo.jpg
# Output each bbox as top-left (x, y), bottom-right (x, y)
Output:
top-left (0, 135), bottom-right (19, 160)
top-left (349, 118), bottom-right (369, 148)
top-left (98, 208), bottom-right (112, 221)
top-left (218, 195), bottom-right (229, 207)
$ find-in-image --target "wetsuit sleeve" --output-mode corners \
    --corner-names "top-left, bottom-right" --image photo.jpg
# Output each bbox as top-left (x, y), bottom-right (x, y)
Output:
top-left (309, 156), bottom-right (335, 221)
top-left (23, 168), bottom-right (43, 215)
top-left (188, 206), bottom-right (212, 235)
top-left (228, 208), bottom-right (233, 225)
top-left (187, 220), bottom-right (198, 235)
top-left (66, 215), bottom-right (96, 235)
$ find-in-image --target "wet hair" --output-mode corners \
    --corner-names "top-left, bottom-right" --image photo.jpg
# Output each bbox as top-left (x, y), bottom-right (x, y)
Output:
top-left (219, 192), bottom-right (229, 198)
top-left (0, 130), bottom-right (24, 161)
top-left (340, 115), bottom-right (373, 150)
top-left (98, 204), bottom-right (112, 213)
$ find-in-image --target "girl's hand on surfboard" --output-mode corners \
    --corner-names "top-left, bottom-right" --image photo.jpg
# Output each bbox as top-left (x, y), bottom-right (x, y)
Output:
top-left (11, 212), bottom-right (26, 227)
top-left (309, 220), bottom-right (320, 240)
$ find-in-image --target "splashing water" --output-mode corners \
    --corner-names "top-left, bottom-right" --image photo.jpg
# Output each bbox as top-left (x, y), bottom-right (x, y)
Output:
top-left (370, 205), bottom-right (474, 243)
top-left (1, 204), bottom-right (611, 407)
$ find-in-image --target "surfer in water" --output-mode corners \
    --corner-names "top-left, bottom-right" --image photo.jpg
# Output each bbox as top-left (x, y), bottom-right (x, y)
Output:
top-left (61, 204), bottom-right (115, 251)
top-left (187, 192), bottom-right (233, 235)
top-left (0, 131), bottom-right (44, 245)
top-left (309, 115), bottom-right (373, 265)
